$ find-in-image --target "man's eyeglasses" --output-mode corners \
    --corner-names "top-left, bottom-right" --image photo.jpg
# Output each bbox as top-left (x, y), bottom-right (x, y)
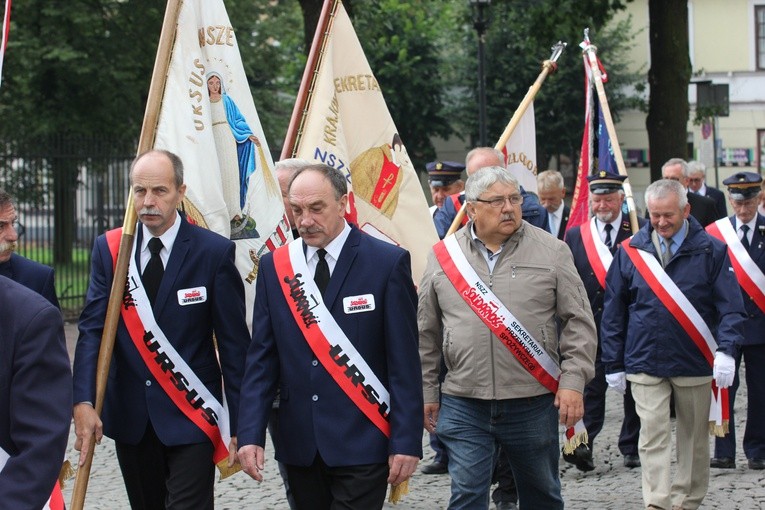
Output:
top-left (474, 194), bottom-right (524, 208)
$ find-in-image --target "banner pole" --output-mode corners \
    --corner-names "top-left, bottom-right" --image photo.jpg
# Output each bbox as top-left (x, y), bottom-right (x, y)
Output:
top-left (446, 41), bottom-right (566, 237)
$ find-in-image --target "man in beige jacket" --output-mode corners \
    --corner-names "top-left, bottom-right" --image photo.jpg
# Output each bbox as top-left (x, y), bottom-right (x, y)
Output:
top-left (419, 166), bottom-right (597, 509)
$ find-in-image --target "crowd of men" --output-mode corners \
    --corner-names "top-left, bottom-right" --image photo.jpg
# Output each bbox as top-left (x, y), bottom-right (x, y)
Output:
top-left (1, 148), bottom-right (764, 510)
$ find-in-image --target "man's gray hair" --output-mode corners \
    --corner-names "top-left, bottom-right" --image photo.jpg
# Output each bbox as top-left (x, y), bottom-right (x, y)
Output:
top-left (0, 189), bottom-right (15, 211)
top-left (661, 157), bottom-right (689, 177)
top-left (130, 150), bottom-right (184, 189)
top-left (275, 158), bottom-right (312, 177)
top-left (537, 170), bottom-right (564, 191)
top-left (687, 160), bottom-right (706, 176)
top-left (465, 147), bottom-right (504, 169)
top-left (465, 166), bottom-right (519, 202)
top-left (645, 179), bottom-right (688, 210)
top-left (290, 163), bottom-right (347, 200)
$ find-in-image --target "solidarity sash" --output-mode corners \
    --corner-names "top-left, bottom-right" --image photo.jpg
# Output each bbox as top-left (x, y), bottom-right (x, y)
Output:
top-left (580, 217), bottom-right (613, 289)
top-left (105, 229), bottom-right (235, 477)
top-left (0, 447), bottom-right (64, 510)
top-left (707, 219), bottom-right (765, 314)
top-left (621, 240), bottom-right (729, 436)
top-left (433, 236), bottom-right (587, 452)
top-left (272, 240), bottom-right (392, 438)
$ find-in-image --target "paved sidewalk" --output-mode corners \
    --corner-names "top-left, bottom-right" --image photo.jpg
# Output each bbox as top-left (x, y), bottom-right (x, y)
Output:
top-left (62, 322), bottom-right (765, 509)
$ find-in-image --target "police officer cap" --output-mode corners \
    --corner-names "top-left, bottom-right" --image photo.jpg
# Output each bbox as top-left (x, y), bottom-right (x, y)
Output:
top-left (587, 170), bottom-right (627, 195)
top-left (427, 161), bottom-right (465, 187)
top-left (723, 171), bottom-right (763, 201)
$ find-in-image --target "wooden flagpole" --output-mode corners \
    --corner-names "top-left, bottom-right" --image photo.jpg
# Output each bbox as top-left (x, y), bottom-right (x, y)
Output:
top-left (69, 1), bottom-right (183, 508)
top-left (445, 41), bottom-right (567, 237)
top-left (581, 29), bottom-right (640, 234)
top-left (281, 0), bottom-right (339, 159)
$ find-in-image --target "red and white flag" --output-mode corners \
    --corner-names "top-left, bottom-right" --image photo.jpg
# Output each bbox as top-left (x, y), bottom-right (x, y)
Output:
top-left (283, 0), bottom-right (437, 282)
top-left (0, 0), bottom-right (11, 88)
top-left (502, 104), bottom-right (538, 193)
top-left (566, 51), bottom-right (595, 233)
top-left (153, 0), bottom-right (288, 327)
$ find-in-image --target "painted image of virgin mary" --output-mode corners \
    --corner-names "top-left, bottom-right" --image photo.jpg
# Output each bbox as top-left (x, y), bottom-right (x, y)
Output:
top-left (207, 72), bottom-right (277, 238)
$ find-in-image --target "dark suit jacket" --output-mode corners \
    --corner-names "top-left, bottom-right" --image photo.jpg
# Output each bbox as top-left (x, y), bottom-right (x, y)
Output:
top-left (687, 191), bottom-right (719, 227)
top-left (0, 276), bottom-right (71, 508)
top-left (0, 253), bottom-right (59, 307)
top-left (238, 226), bottom-right (424, 467)
top-left (728, 214), bottom-right (765, 346)
top-left (555, 205), bottom-right (571, 240)
top-left (565, 214), bottom-right (646, 332)
top-left (703, 186), bottom-right (727, 219)
top-left (73, 215), bottom-right (250, 446)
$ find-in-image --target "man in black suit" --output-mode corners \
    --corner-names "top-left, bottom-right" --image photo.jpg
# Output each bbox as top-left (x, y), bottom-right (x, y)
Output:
top-left (661, 158), bottom-right (719, 227)
top-left (688, 161), bottom-right (727, 219)
top-left (0, 276), bottom-right (72, 508)
top-left (537, 170), bottom-right (570, 240)
top-left (0, 190), bottom-right (59, 307)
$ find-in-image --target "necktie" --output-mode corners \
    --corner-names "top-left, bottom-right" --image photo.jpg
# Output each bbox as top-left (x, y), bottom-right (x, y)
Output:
top-left (741, 224), bottom-right (751, 251)
top-left (143, 237), bottom-right (164, 306)
top-left (604, 224), bottom-right (613, 249)
top-left (662, 239), bottom-right (674, 267)
top-left (314, 248), bottom-right (330, 296)
top-left (548, 212), bottom-right (557, 236)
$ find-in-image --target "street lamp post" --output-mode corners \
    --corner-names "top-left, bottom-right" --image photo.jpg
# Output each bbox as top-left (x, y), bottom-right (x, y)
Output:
top-left (470, 0), bottom-right (491, 147)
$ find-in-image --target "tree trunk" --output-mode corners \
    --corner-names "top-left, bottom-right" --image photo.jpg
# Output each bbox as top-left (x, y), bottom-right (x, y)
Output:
top-left (52, 137), bottom-right (77, 264)
top-left (646, 0), bottom-right (691, 181)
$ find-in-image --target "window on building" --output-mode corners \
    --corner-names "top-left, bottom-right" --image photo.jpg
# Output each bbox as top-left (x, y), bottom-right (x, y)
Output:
top-left (758, 6), bottom-right (765, 69)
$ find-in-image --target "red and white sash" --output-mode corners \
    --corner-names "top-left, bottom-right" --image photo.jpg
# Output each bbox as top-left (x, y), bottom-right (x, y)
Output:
top-left (272, 240), bottom-right (392, 438)
top-left (0, 448), bottom-right (64, 510)
top-left (707, 219), bottom-right (765, 314)
top-left (433, 235), bottom-right (587, 451)
top-left (580, 217), bottom-right (613, 289)
top-left (105, 229), bottom-right (234, 476)
top-left (621, 240), bottom-right (729, 435)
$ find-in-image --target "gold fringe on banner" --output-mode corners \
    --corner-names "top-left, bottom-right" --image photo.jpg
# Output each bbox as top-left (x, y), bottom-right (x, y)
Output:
top-left (709, 420), bottom-right (730, 438)
top-left (562, 430), bottom-right (589, 455)
top-left (387, 479), bottom-right (410, 504)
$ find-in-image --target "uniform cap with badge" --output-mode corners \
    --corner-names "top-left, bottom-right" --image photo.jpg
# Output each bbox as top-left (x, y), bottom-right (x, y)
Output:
top-left (723, 172), bottom-right (763, 201)
top-left (426, 161), bottom-right (465, 188)
top-left (587, 170), bottom-right (627, 195)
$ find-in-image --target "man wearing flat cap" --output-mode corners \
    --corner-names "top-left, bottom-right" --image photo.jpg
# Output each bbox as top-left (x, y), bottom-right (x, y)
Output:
top-left (563, 170), bottom-right (644, 472)
top-left (706, 171), bottom-right (765, 471)
top-left (427, 161), bottom-right (465, 218)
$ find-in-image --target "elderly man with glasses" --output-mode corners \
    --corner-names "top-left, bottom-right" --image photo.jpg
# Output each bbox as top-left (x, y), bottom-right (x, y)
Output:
top-left (419, 166), bottom-right (597, 509)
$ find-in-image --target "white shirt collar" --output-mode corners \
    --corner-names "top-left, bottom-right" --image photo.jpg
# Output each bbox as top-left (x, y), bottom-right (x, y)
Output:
top-left (736, 215), bottom-right (757, 233)
top-left (140, 212), bottom-right (181, 269)
top-left (305, 221), bottom-right (352, 269)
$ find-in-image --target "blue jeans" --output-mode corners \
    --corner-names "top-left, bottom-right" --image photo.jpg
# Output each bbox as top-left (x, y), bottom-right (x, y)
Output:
top-left (438, 393), bottom-right (563, 510)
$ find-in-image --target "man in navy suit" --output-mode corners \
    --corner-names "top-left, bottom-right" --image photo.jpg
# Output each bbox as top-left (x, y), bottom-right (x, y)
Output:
top-left (688, 161), bottom-right (727, 219)
top-left (0, 275), bottom-right (71, 508)
top-left (709, 172), bottom-right (765, 470)
top-left (563, 171), bottom-right (644, 471)
top-left (537, 170), bottom-right (570, 240)
top-left (0, 190), bottom-right (59, 307)
top-left (662, 158), bottom-right (719, 226)
top-left (238, 164), bottom-right (423, 509)
top-left (73, 150), bottom-right (250, 509)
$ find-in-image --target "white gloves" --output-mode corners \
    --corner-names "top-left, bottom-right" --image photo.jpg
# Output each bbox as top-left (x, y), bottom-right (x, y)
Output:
top-left (713, 352), bottom-right (736, 388)
top-left (606, 372), bottom-right (627, 394)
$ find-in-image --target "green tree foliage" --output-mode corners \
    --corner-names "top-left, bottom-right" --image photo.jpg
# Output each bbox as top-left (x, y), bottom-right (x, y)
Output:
top-left (451, 0), bottom-right (641, 171)
top-left (350, 0), bottom-right (456, 169)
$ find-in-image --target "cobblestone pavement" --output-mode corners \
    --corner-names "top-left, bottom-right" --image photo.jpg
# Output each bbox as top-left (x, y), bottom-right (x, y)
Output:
top-left (63, 323), bottom-right (765, 509)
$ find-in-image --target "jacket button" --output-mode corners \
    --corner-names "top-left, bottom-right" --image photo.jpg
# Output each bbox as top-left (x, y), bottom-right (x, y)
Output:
top-left (312, 360), bottom-right (318, 367)
top-left (312, 395), bottom-right (319, 402)
top-left (145, 380), bottom-right (152, 387)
